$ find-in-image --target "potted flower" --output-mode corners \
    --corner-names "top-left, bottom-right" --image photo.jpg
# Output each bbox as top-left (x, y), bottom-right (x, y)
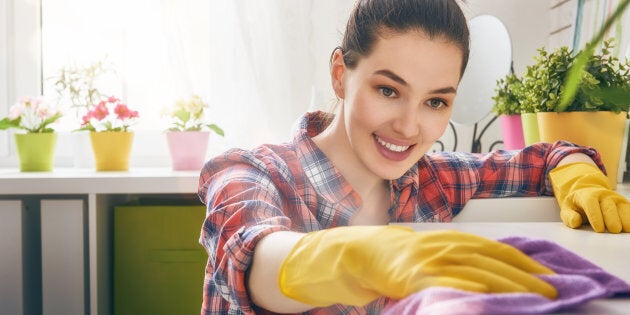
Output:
top-left (163, 94), bottom-right (224, 171)
top-left (491, 73), bottom-right (525, 150)
top-left (0, 97), bottom-right (62, 171)
top-left (50, 58), bottom-right (115, 168)
top-left (520, 39), bottom-right (630, 188)
top-left (77, 96), bottom-right (140, 171)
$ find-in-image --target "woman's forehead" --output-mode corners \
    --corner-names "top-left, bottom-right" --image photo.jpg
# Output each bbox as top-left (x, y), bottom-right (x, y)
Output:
top-left (356, 31), bottom-right (463, 86)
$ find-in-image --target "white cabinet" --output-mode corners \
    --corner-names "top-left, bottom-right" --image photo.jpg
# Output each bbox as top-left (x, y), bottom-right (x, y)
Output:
top-left (0, 168), bottom-right (200, 315)
top-left (0, 200), bottom-right (24, 315)
top-left (41, 199), bottom-right (86, 315)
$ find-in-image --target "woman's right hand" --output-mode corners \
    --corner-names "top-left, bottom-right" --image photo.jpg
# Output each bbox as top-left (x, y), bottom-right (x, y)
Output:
top-left (279, 225), bottom-right (557, 307)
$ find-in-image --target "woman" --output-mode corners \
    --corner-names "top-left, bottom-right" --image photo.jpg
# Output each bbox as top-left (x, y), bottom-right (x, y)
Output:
top-left (198, 0), bottom-right (630, 314)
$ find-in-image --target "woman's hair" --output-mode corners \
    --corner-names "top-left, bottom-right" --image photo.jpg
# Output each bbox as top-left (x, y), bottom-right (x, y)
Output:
top-left (339, 0), bottom-right (470, 76)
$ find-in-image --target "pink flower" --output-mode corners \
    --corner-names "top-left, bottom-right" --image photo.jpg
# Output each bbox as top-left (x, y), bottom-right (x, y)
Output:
top-left (36, 104), bottom-right (54, 118)
top-left (77, 95), bottom-right (139, 132)
top-left (8, 104), bottom-right (24, 120)
top-left (82, 112), bottom-right (93, 126)
top-left (2, 96), bottom-right (62, 133)
top-left (92, 101), bottom-right (109, 121)
top-left (114, 103), bottom-right (139, 120)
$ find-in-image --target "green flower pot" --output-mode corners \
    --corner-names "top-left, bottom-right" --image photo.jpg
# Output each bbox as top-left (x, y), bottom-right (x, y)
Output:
top-left (520, 112), bottom-right (540, 146)
top-left (15, 133), bottom-right (58, 172)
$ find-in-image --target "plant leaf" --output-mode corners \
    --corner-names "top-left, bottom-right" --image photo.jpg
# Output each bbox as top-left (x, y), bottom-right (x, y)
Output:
top-left (206, 124), bottom-right (224, 136)
top-left (0, 117), bottom-right (21, 130)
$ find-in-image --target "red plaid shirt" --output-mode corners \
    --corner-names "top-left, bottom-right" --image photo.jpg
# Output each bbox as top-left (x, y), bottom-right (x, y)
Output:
top-left (198, 111), bottom-right (602, 314)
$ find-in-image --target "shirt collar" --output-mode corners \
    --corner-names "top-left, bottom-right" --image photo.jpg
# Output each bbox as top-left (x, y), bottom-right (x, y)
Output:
top-left (294, 111), bottom-right (358, 205)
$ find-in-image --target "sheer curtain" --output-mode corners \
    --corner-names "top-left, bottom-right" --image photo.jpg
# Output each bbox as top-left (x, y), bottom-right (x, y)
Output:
top-left (205, 0), bottom-right (354, 151)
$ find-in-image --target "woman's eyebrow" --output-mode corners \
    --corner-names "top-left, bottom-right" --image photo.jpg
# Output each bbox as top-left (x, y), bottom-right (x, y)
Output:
top-left (374, 69), bottom-right (407, 86)
top-left (374, 69), bottom-right (457, 94)
top-left (428, 86), bottom-right (457, 94)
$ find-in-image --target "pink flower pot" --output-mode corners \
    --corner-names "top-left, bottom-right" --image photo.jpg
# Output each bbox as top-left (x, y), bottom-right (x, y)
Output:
top-left (499, 114), bottom-right (525, 150)
top-left (166, 131), bottom-right (210, 171)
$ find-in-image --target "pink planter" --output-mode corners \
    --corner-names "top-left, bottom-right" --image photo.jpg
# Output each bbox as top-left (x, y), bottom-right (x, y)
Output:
top-left (166, 131), bottom-right (210, 171)
top-left (499, 114), bottom-right (525, 150)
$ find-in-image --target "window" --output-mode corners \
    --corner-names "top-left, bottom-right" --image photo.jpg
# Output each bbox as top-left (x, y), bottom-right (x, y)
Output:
top-left (2, 0), bottom-right (353, 168)
top-left (41, 0), bottom-right (213, 133)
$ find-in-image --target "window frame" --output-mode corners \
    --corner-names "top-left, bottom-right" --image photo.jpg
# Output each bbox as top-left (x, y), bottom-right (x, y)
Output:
top-left (1, 0), bottom-right (177, 168)
top-left (1, 0), bottom-right (43, 166)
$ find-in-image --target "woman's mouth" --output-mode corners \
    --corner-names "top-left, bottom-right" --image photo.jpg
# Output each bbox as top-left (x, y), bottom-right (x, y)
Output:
top-left (374, 135), bottom-right (414, 161)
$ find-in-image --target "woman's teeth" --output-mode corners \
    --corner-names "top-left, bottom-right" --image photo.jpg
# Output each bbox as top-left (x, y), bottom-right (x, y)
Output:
top-left (375, 136), bottom-right (410, 152)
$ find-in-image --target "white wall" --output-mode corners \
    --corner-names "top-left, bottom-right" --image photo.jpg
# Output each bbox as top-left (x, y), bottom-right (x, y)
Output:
top-left (439, 0), bottom-right (553, 152)
top-left (462, 0), bottom-right (551, 76)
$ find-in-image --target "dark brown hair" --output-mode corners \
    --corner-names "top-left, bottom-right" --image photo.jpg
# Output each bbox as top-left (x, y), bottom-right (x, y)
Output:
top-left (339, 0), bottom-right (470, 76)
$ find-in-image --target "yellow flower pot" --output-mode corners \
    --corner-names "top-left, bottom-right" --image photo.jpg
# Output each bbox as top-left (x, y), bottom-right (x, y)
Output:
top-left (537, 111), bottom-right (627, 189)
top-left (89, 131), bottom-right (134, 171)
top-left (15, 133), bottom-right (57, 172)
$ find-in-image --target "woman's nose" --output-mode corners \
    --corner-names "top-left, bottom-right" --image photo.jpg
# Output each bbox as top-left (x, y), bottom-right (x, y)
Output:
top-left (391, 105), bottom-right (420, 138)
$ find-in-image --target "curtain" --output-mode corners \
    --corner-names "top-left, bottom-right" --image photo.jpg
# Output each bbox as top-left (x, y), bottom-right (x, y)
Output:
top-left (573, 0), bottom-right (629, 56)
top-left (206, 0), bottom-right (354, 150)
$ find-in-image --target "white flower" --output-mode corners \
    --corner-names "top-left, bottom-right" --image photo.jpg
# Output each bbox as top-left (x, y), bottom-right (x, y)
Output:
top-left (8, 103), bottom-right (25, 120)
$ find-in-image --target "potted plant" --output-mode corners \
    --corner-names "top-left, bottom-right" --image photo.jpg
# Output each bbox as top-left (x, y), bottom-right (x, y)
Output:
top-left (163, 94), bottom-right (224, 171)
top-left (518, 46), bottom-right (577, 145)
top-left (51, 58), bottom-right (113, 115)
top-left (521, 40), bottom-right (630, 188)
top-left (0, 96), bottom-right (63, 171)
top-left (77, 96), bottom-right (140, 171)
top-left (491, 73), bottom-right (525, 150)
top-left (50, 58), bottom-right (115, 168)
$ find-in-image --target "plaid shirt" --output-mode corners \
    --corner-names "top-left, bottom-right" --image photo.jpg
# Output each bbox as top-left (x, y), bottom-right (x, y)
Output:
top-left (198, 111), bottom-right (601, 315)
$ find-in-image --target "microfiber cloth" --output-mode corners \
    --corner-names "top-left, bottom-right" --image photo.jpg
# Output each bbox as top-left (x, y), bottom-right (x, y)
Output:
top-left (382, 236), bottom-right (630, 315)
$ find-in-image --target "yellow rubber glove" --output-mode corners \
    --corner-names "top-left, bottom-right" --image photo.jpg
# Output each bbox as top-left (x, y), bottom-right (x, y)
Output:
top-left (278, 225), bottom-right (557, 307)
top-left (549, 162), bottom-right (630, 233)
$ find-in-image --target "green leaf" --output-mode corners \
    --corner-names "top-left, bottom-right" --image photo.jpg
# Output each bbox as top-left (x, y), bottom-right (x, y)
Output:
top-left (74, 125), bottom-right (96, 132)
top-left (206, 124), bottom-right (224, 136)
top-left (587, 87), bottom-right (630, 112)
top-left (558, 47), bottom-right (593, 112)
top-left (0, 117), bottom-right (21, 130)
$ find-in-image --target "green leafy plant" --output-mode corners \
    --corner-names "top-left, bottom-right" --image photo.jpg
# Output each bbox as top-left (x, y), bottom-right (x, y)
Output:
top-left (492, 73), bottom-right (524, 115)
top-left (520, 40), bottom-right (630, 113)
top-left (0, 96), bottom-right (62, 133)
top-left (163, 94), bottom-right (224, 136)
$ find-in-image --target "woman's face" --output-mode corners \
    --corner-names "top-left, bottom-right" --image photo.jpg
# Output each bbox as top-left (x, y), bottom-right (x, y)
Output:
top-left (331, 30), bottom-right (463, 180)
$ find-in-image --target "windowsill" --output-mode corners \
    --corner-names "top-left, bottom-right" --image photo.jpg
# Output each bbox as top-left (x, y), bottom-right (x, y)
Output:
top-left (0, 167), bottom-right (201, 194)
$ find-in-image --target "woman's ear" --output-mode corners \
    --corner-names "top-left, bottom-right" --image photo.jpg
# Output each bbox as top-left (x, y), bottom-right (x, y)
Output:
top-left (330, 48), bottom-right (346, 99)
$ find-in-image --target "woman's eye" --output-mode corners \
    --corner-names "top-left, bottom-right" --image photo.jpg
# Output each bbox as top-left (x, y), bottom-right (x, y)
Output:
top-left (427, 98), bottom-right (447, 110)
top-left (378, 87), bottom-right (397, 97)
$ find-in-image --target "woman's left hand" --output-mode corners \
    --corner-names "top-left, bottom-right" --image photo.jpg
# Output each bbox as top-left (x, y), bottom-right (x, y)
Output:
top-left (550, 162), bottom-right (630, 233)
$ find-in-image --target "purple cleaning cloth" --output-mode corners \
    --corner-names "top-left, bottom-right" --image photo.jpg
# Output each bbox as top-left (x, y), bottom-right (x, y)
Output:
top-left (382, 236), bottom-right (630, 315)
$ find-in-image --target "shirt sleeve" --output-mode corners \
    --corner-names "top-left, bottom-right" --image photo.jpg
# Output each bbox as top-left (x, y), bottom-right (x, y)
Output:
top-left (423, 140), bottom-right (603, 214)
top-left (198, 149), bottom-right (292, 313)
